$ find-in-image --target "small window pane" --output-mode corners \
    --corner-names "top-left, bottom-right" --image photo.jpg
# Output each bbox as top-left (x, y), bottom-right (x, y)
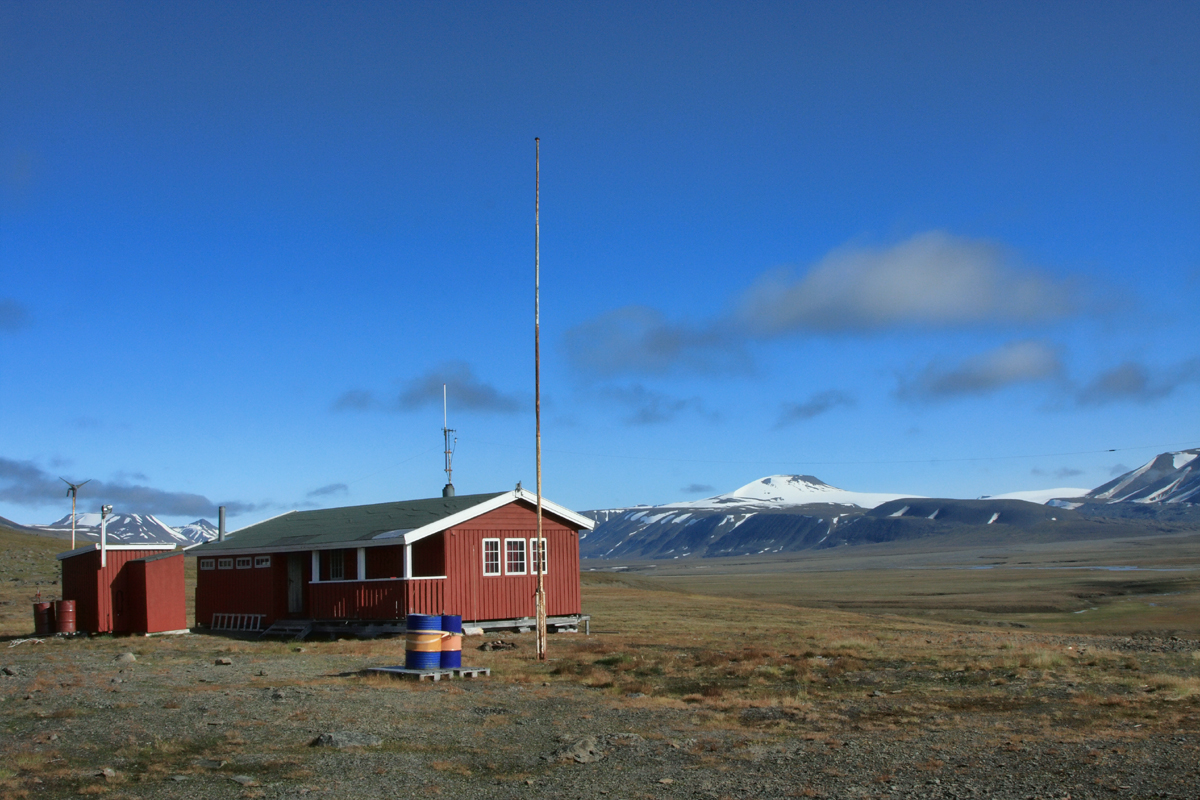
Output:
top-left (218, 558), bottom-right (233, 570)
top-left (483, 539), bottom-right (500, 575)
top-left (235, 557), bottom-right (252, 569)
top-left (505, 539), bottom-right (526, 575)
top-left (329, 551), bottom-right (344, 581)
top-left (529, 538), bottom-right (547, 575)
top-left (254, 556), bottom-right (271, 568)
top-left (199, 559), bottom-right (215, 571)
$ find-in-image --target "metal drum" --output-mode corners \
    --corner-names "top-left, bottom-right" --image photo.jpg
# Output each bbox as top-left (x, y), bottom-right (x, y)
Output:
top-left (33, 602), bottom-right (55, 635)
top-left (54, 600), bottom-right (76, 634)
top-left (405, 614), bottom-right (444, 669)
top-left (440, 615), bottom-right (463, 669)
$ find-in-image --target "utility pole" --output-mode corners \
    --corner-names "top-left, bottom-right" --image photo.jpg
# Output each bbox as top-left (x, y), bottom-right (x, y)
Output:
top-left (534, 137), bottom-right (547, 661)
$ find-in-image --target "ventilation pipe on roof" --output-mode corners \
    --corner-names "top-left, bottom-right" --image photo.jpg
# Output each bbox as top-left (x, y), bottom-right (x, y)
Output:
top-left (442, 483), bottom-right (455, 498)
top-left (218, 506), bottom-right (226, 542)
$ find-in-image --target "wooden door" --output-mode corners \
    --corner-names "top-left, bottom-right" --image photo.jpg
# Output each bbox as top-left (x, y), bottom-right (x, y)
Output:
top-left (287, 553), bottom-right (305, 615)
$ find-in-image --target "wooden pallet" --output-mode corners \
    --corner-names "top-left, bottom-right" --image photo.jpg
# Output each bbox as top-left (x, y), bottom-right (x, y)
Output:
top-left (363, 666), bottom-right (491, 681)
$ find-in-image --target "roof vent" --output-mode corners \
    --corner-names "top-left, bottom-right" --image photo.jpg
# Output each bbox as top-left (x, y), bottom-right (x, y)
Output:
top-left (443, 483), bottom-right (455, 498)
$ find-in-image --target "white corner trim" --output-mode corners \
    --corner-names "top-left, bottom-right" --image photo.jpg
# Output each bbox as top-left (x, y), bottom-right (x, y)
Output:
top-left (402, 489), bottom-right (594, 546)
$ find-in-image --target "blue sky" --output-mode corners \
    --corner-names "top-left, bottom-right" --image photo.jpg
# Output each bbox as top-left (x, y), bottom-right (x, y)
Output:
top-left (2, 1), bottom-right (1198, 527)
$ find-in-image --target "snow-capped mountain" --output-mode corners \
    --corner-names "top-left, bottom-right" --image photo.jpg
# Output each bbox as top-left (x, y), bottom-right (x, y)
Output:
top-left (580, 474), bottom-right (937, 560)
top-left (175, 519), bottom-right (219, 544)
top-left (33, 513), bottom-right (193, 546)
top-left (1086, 449), bottom-right (1200, 505)
top-left (578, 464), bottom-right (1194, 560)
top-left (681, 474), bottom-right (920, 510)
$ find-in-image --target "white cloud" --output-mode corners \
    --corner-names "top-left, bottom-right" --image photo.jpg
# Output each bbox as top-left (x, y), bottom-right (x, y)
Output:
top-left (897, 340), bottom-right (1064, 401)
top-left (738, 231), bottom-right (1075, 335)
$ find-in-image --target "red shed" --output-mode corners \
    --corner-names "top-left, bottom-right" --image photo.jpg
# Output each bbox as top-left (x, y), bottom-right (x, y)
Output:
top-left (189, 489), bottom-right (594, 632)
top-left (56, 543), bottom-right (186, 634)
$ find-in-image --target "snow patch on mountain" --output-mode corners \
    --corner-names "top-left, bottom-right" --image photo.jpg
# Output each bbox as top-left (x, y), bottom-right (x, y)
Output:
top-left (679, 475), bottom-right (918, 510)
top-left (982, 487), bottom-right (1090, 504)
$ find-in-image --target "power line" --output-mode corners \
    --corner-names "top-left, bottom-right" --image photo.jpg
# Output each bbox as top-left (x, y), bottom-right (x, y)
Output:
top-left (468, 438), bottom-right (1200, 468)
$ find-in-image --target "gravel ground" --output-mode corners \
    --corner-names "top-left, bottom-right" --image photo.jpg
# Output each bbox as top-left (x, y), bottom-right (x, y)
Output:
top-left (2, 634), bottom-right (1198, 799)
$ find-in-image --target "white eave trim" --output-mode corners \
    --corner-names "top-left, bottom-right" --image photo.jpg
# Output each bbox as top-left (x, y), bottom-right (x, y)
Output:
top-left (403, 488), bottom-right (594, 545)
top-left (56, 543), bottom-right (177, 561)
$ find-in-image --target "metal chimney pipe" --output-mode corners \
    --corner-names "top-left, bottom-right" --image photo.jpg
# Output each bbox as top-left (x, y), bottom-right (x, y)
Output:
top-left (218, 506), bottom-right (226, 542)
top-left (442, 483), bottom-right (455, 498)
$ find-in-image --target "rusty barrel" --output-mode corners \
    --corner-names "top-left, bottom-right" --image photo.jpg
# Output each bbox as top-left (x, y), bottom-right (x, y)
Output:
top-left (54, 600), bottom-right (77, 634)
top-left (404, 614), bottom-right (444, 670)
top-left (33, 602), bottom-right (55, 635)
top-left (440, 614), bottom-right (462, 669)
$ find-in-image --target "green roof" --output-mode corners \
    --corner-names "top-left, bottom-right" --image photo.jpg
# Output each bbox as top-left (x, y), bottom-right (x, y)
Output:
top-left (191, 492), bottom-right (507, 554)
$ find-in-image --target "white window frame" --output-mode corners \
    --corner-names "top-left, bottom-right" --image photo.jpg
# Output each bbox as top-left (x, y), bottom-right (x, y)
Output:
top-left (217, 558), bottom-right (234, 570)
top-left (199, 558), bottom-right (215, 571)
top-left (504, 538), bottom-right (527, 575)
top-left (235, 557), bottom-right (252, 569)
top-left (528, 537), bottom-right (548, 576)
top-left (482, 538), bottom-right (501, 576)
top-left (329, 550), bottom-right (344, 581)
top-left (254, 555), bottom-right (271, 568)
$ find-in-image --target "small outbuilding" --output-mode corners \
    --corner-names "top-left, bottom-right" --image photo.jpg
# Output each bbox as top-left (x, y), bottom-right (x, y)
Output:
top-left (57, 543), bottom-right (187, 634)
top-left (188, 488), bottom-right (594, 633)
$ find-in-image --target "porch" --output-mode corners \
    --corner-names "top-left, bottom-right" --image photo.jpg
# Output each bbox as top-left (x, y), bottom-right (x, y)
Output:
top-left (307, 576), bottom-right (446, 620)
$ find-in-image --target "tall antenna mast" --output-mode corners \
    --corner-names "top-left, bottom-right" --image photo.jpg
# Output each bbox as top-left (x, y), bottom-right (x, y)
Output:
top-left (442, 383), bottom-right (456, 498)
top-left (60, 478), bottom-right (91, 550)
top-left (534, 137), bottom-right (547, 661)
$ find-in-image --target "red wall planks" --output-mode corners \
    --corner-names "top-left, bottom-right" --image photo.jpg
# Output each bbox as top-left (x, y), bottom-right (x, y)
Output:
top-left (60, 548), bottom-right (183, 634)
top-left (193, 497), bottom-right (585, 626)
top-left (126, 554), bottom-right (187, 633)
top-left (442, 500), bottom-right (582, 623)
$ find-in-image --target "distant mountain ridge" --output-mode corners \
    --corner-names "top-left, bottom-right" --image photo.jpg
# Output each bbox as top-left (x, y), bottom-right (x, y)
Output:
top-left (19, 514), bottom-right (219, 546)
top-left (581, 450), bottom-right (1198, 560)
top-left (1086, 449), bottom-right (1199, 504)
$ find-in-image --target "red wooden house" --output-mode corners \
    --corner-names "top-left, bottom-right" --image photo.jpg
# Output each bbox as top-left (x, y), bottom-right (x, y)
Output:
top-left (57, 543), bottom-right (187, 634)
top-left (189, 489), bottom-right (593, 632)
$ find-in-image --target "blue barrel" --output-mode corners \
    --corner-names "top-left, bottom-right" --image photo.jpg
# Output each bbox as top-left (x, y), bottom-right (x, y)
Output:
top-left (440, 614), bottom-right (463, 669)
top-left (405, 614), bottom-right (444, 670)
top-left (406, 648), bottom-right (442, 670)
top-left (406, 613), bottom-right (442, 632)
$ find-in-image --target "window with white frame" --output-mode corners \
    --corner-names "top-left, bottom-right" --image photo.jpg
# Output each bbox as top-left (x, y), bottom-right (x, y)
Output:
top-left (504, 538), bottom-right (527, 575)
top-left (482, 538), bottom-right (500, 575)
top-left (528, 538), bottom-right (547, 575)
top-left (254, 555), bottom-right (271, 568)
top-left (218, 558), bottom-right (233, 570)
top-left (199, 558), bottom-right (215, 570)
top-left (235, 557), bottom-right (252, 569)
top-left (328, 550), bottom-right (344, 581)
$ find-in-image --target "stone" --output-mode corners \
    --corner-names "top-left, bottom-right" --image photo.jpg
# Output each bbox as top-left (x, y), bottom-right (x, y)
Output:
top-left (195, 758), bottom-right (227, 769)
top-left (2, 666), bottom-right (17, 676)
top-left (214, 657), bottom-right (233, 666)
top-left (230, 775), bottom-right (257, 786)
top-left (311, 731), bottom-right (383, 748)
top-left (114, 652), bottom-right (136, 663)
top-left (558, 736), bottom-right (604, 763)
top-left (97, 768), bottom-right (117, 779)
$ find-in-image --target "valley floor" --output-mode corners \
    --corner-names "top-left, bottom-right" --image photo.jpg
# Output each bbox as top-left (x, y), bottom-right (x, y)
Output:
top-left (1, 527), bottom-right (1198, 798)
